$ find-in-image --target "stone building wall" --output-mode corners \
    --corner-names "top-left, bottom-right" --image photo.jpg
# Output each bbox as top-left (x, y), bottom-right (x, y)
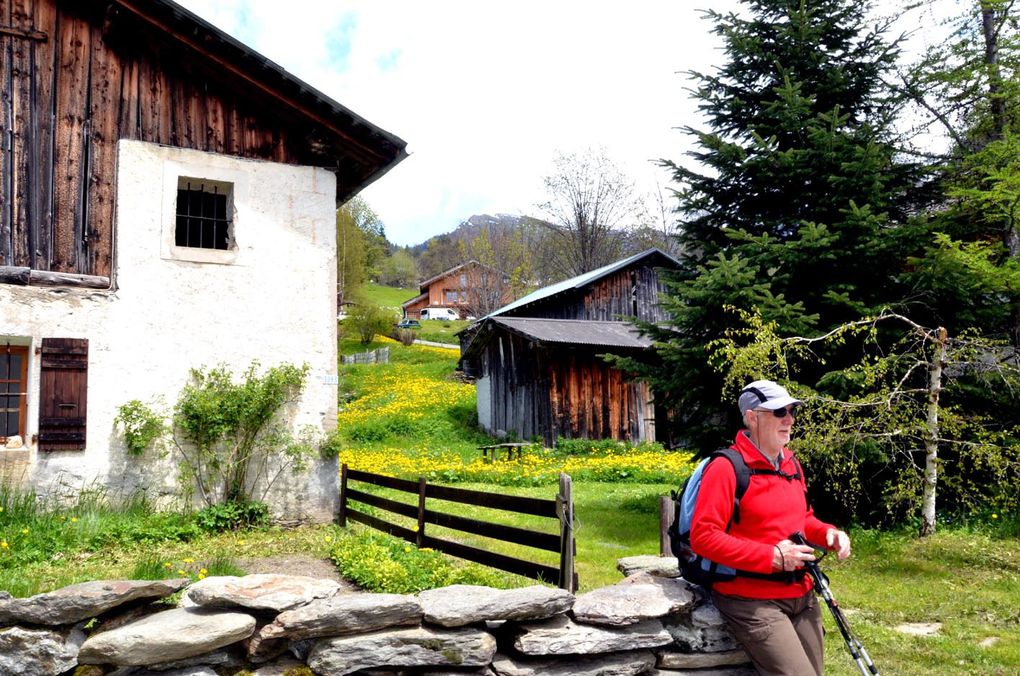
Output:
top-left (0, 140), bottom-right (340, 523)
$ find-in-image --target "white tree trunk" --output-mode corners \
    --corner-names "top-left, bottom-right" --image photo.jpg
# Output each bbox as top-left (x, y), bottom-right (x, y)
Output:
top-left (921, 326), bottom-right (948, 536)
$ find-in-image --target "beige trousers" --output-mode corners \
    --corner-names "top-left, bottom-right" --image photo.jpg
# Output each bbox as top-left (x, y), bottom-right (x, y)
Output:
top-left (712, 590), bottom-right (824, 675)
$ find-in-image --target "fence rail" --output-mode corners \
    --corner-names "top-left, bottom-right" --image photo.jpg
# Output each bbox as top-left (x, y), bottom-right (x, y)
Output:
top-left (339, 465), bottom-right (576, 591)
top-left (340, 347), bottom-right (390, 365)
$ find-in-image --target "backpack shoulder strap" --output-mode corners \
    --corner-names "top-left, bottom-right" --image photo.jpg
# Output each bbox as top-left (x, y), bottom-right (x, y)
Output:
top-left (711, 447), bottom-right (752, 499)
top-left (790, 454), bottom-right (804, 482)
top-left (708, 447), bottom-right (752, 526)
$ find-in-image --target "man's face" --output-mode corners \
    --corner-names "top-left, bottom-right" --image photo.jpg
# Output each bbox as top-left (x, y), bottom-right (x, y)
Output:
top-left (748, 406), bottom-right (796, 451)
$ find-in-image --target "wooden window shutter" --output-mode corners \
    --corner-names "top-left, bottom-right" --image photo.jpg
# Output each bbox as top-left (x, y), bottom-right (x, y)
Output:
top-left (38, 338), bottom-right (88, 451)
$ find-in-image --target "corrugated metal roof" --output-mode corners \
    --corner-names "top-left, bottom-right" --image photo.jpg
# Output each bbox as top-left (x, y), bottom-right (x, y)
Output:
top-left (492, 317), bottom-right (652, 349)
top-left (485, 248), bottom-right (680, 319)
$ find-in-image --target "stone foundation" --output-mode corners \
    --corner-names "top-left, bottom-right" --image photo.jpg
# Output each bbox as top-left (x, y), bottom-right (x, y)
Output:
top-left (0, 556), bottom-right (753, 675)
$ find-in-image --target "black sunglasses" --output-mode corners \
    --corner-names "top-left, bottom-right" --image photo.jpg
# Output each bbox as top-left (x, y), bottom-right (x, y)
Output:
top-left (758, 406), bottom-right (799, 418)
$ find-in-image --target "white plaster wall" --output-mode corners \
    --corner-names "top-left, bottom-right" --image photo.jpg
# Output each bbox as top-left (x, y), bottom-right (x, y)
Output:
top-left (0, 140), bottom-right (340, 522)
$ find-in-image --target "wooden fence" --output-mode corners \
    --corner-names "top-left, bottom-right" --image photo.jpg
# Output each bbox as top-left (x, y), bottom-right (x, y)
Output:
top-left (340, 347), bottom-right (390, 365)
top-left (338, 465), bottom-right (577, 591)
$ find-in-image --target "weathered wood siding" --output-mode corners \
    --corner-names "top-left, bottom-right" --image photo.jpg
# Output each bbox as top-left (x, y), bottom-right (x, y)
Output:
top-left (0, 0), bottom-right (375, 277)
top-left (480, 331), bottom-right (652, 445)
top-left (503, 264), bottom-right (671, 323)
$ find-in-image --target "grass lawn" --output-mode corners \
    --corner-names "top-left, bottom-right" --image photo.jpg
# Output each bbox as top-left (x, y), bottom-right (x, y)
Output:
top-left (819, 528), bottom-right (1020, 675)
top-left (357, 281), bottom-right (417, 310)
top-left (333, 341), bottom-right (1020, 674)
top-left (3, 337), bottom-right (1018, 673)
top-left (417, 319), bottom-right (471, 344)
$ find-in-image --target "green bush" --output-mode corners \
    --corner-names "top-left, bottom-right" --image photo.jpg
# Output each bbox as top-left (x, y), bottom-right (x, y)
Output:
top-left (195, 501), bottom-right (270, 532)
top-left (173, 361), bottom-right (310, 506)
top-left (347, 302), bottom-right (395, 344)
top-left (114, 400), bottom-right (166, 456)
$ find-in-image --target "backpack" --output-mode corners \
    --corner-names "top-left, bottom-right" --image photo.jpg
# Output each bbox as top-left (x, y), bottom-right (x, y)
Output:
top-left (669, 447), bottom-right (804, 587)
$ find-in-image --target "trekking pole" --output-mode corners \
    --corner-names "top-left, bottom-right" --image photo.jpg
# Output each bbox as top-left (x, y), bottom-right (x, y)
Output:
top-left (790, 532), bottom-right (879, 676)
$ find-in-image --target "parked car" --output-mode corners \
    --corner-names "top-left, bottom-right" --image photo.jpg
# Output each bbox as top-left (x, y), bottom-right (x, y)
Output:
top-left (396, 318), bottom-right (421, 329)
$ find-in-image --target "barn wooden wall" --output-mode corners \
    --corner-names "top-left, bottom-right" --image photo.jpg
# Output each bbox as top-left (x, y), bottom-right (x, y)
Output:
top-left (505, 265), bottom-right (672, 324)
top-left (481, 331), bottom-right (652, 445)
top-left (0, 0), bottom-right (348, 278)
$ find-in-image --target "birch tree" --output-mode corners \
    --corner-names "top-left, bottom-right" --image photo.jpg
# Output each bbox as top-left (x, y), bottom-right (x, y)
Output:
top-left (710, 308), bottom-right (1020, 535)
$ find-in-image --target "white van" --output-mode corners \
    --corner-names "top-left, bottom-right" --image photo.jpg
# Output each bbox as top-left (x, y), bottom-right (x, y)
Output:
top-left (420, 307), bottom-right (460, 321)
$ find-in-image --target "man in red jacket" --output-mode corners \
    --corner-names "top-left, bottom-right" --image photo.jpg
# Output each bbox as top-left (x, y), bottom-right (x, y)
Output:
top-left (690, 379), bottom-right (852, 675)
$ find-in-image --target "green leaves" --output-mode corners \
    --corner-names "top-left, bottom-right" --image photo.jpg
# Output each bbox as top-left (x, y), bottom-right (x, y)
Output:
top-left (169, 361), bottom-right (309, 506)
top-left (114, 400), bottom-right (167, 457)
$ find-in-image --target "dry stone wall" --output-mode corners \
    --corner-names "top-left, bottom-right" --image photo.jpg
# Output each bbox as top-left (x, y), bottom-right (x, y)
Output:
top-left (0, 556), bottom-right (753, 676)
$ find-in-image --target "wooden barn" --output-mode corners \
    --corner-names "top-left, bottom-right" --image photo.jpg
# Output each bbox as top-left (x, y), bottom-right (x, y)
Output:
top-left (459, 248), bottom-right (679, 445)
top-left (0, 0), bottom-right (406, 521)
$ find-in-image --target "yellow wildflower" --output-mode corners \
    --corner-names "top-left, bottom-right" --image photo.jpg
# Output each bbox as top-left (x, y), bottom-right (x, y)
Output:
top-left (1, 541), bottom-right (7, 549)
top-left (183, 557), bottom-right (194, 563)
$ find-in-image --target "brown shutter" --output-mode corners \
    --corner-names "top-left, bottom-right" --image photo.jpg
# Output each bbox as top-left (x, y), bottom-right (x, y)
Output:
top-left (38, 338), bottom-right (88, 451)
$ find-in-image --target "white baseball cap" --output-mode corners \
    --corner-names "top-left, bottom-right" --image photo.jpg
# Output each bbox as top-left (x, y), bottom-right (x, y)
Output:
top-left (738, 380), bottom-right (803, 416)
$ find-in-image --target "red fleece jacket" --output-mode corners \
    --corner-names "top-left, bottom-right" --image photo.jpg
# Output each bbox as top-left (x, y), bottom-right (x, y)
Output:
top-left (689, 431), bottom-right (835, 599)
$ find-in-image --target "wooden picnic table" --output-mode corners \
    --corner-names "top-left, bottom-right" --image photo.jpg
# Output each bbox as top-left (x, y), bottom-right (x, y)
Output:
top-left (477, 442), bottom-right (529, 462)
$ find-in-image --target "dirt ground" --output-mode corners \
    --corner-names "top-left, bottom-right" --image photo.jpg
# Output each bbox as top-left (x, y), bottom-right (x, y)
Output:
top-left (234, 554), bottom-right (359, 591)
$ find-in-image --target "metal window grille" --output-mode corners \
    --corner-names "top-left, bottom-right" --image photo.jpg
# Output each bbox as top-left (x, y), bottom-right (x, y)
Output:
top-left (175, 182), bottom-right (231, 250)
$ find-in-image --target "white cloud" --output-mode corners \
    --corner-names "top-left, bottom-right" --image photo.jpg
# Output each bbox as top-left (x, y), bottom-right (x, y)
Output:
top-left (173, 0), bottom-right (953, 246)
top-left (174, 0), bottom-right (744, 245)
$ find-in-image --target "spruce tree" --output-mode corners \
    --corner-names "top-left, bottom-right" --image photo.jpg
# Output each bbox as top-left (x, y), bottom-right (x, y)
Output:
top-left (634, 0), bottom-right (925, 448)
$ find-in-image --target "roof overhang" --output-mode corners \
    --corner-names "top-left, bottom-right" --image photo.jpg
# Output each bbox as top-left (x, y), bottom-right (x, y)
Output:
top-left (460, 317), bottom-right (653, 366)
top-left (100, 0), bottom-right (407, 201)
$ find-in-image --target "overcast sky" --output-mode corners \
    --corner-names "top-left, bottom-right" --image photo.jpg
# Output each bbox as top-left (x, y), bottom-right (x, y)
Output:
top-left (174, 1), bottom-right (948, 247)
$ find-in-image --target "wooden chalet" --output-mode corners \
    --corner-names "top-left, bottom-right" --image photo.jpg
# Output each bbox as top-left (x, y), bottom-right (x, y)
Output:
top-left (0, 0), bottom-right (405, 522)
top-left (459, 248), bottom-right (679, 445)
top-left (402, 260), bottom-right (507, 320)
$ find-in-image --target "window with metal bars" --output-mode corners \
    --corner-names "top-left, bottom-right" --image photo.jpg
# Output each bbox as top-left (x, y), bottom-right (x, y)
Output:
top-left (175, 179), bottom-right (233, 250)
top-left (1, 345), bottom-right (28, 441)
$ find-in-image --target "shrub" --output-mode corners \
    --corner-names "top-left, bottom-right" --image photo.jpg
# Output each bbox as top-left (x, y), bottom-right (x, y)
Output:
top-left (195, 501), bottom-right (270, 532)
top-left (347, 303), bottom-right (394, 344)
top-left (172, 361), bottom-right (311, 506)
top-left (114, 400), bottom-right (166, 456)
top-left (394, 328), bottom-right (416, 346)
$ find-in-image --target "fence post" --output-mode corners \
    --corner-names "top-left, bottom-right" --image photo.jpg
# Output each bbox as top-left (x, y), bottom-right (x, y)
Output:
top-left (416, 476), bottom-right (427, 548)
top-left (338, 464), bottom-right (348, 527)
top-left (557, 473), bottom-right (575, 592)
top-left (659, 495), bottom-right (674, 556)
